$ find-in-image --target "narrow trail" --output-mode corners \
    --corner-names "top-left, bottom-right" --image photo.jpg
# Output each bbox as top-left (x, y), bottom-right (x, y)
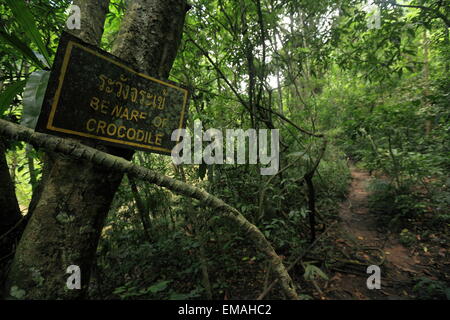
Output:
top-left (325, 166), bottom-right (425, 300)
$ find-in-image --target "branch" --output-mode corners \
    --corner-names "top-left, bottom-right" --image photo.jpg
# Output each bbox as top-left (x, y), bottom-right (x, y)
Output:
top-left (257, 104), bottom-right (325, 138)
top-left (0, 119), bottom-right (299, 300)
top-left (187, 35), bottom-right (250, 111)
top-left (391, 1), bottom-right (450, 27)
top-left (305, 139), bottom-right (328, 179)
top-left (257, 221), bottom-right (336, 300)
top-left (187, 35), bottom-right (324, 139)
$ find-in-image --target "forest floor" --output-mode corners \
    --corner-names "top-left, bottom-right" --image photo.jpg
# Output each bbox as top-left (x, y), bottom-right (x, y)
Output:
top-left (320, 166), bottom-right (445, 300)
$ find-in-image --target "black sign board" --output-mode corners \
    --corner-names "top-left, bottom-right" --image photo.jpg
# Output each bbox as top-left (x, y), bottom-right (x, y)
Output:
top-left (36, 32), bottom-right (189, 155)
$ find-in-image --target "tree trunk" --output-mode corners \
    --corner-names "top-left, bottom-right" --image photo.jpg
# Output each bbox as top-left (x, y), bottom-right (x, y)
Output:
top-left (128, 176), bottom-right (152, 241)
top-left (5, 0), bottom-right (188, 299)
top-left (0, 138), bottom-right (22, 288)
top-left (422, 30), bottom-right (432, 135)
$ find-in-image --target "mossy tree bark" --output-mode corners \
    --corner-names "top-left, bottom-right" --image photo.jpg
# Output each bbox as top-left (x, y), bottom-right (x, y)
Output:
top-left (5, 0), bottom-right (189, 299)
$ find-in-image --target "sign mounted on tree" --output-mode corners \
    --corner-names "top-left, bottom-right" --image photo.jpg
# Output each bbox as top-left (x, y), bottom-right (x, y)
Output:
top-left (36, 32), bottom-right (189, 155)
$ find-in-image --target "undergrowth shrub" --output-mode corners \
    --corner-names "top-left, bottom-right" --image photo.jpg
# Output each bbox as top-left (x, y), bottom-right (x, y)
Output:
top-left (367, 179), bottom-right (427, 229)
top-left (413, 277), bottom-right (450, 300)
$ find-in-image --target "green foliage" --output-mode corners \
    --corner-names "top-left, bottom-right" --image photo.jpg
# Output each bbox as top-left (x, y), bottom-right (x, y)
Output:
top-left (111, 280), bottom-right (201, 300)
top-left (413, 277), bottom-right (450, 300)
top-left (0, 27), bottom-right (47, 69)
top-left (0, 80), bottom-right (26, 116)
top-left (4, 0), bottom-right (51, 66)
top-left (9, 286), bottom-right (26, 299)
top-left (368, 179), bottom-right (427, 228)
top-left (101, 0), bottom-right (126, 50)
top-left (399, 229), bottom-right (416, 247)
top-left (21, 70), bottom-right (50, 129)
top-left (314, 148), bottom-right (351, 199)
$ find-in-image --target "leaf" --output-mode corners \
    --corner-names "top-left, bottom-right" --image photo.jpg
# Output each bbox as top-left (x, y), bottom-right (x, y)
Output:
top-left (0, 27), bottom-right (47, 69)
top-left (5, 0), bottom-right (52, 66)
top-left (0, 80), bottom-right (27, 116)
top-left (112, 287), bottom-right (126, 294)
top-left (169, 293), bottom-right (192, 300)
top-left (287, 152), bottom-right (307, 159)
top-left (21, 70), bottom-right (50, 129)
top-left (10, 286), bottom-right (26, 299)
top-left (147, 280), bottom-right (171, 294)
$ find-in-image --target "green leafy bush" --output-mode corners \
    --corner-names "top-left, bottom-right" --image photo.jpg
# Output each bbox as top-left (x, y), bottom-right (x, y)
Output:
top-left (413, 278), bottom-right (450, 300)
top-left (368, 179), bottom-right (427, 228)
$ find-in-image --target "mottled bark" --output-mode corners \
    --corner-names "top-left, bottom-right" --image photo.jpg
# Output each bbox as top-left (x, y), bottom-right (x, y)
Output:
top-left (70, 0), bottom-right (110, 46)
top-left (0, 119), bottom-right (300, 300)
top-left (5, 0), bottom-right (188, 299)
top-left (112, 0), bottom-right (188, 79)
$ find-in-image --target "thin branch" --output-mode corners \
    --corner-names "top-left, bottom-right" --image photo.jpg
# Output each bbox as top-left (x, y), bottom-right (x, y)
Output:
top-left (257, 221), bottom-right (336, 300)
top-left (186, 35), bottom-right (250, 111)
top-left (391, 1), bottom-right (450, 27)
top-left (258, 104), bottom-right (325, 138)
top-left (187, 35), bottom-right (325, 139)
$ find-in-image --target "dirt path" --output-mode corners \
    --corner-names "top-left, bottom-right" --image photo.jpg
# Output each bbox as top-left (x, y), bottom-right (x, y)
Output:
top-left (325, 166), bottom-right (425, 300)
